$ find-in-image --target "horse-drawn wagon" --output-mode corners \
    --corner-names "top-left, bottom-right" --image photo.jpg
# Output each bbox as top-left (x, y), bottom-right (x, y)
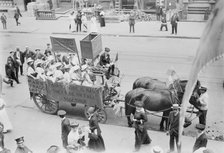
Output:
top-left (27, 33), bottom-right (122, 124)
top-left (27, 75), bottom-right (121, 124)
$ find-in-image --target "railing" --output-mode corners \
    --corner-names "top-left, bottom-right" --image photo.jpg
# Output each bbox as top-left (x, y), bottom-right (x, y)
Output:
top-left (0, 0), bottom-right (13, 12)
top-left (35, 9), bottom-right (56, 20)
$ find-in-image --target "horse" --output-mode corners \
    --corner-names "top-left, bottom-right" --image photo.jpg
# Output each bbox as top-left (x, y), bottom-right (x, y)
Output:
top-left (132, 76), bottom-right (201, 93)
top-left (125, 88), bottom-right (182, 131)
top-left (128, 77), bottom-right (201, 130)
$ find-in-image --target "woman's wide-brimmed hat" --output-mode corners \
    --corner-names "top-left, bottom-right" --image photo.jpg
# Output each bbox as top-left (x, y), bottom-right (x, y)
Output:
top-left (70, 121), bottom-right (79, 128)
top-left (87, 106), bottom-right (95, 114)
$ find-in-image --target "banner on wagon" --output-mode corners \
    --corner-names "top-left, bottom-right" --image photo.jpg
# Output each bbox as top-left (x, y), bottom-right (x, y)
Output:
top-left (27, 76), bottom-right (47, 95)
top-left (50, 36), bottom-right (78, 53)
top-left (46, 80), bottom-right (103, 108)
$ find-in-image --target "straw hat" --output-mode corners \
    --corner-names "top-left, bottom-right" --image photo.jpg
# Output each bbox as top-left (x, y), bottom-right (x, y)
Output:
top-left (171, 104), bottom-right (180, 109)
top-left (70, 121), bottom-right (79, 128)
top-left (27, 58), bottom-right (34, 64)
top-left (150, 146), bottom-right (164, 153)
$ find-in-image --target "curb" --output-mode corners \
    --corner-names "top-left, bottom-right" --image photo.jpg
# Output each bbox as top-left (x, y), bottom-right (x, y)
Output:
top-left (0, 30), bottom-right (200, 39)
top-left (52, 32), bottom-right (201, 39)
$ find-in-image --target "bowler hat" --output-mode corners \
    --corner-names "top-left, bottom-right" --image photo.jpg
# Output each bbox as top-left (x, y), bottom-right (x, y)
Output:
top-left (57, 110), bottom-right (66, 116)
top-left (134, 101), bottom-right (143, 107)
top-left (105, 47), bottom-right (110, 52)
top-left (15, 137), bottom-right (24, 144)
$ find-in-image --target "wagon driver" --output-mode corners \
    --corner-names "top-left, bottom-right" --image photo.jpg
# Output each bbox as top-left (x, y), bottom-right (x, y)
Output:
top-left (99, 47), bottom-right (115, 79)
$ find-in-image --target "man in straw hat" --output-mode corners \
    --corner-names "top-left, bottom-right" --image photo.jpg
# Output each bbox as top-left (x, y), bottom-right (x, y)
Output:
top-left (167, 104), bottom-right (180, 153)
top-left (196, 86), bottom-right (208, 126)
top-left (193, 124), bottom-right (208, 152)
top-left (133, 100), bottom-right (151, 152)
top-left (58, 110), bottom-right (71, 149)
top-left (14, 136), bottom-right (33, 153)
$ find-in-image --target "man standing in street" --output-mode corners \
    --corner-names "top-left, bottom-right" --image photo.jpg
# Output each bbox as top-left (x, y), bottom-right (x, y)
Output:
top-left (193, 124), bottom-right (208, 152)
top-left (58, 110), bottom-right (71, 149)
top-left (129, 11), bottom-right (135, 33)
top-left (167, 104), bottom-right (180, 153)
top-left (76, 10), bottom-right (82, 32)
top-left (14, 11), bottom-right (21, 26)
top-left (0, 13), bottom-right (7, 29)
top-left (197, 87), bottom-right (208, 126)
top-left (170, 12), bottom-right (179, 35)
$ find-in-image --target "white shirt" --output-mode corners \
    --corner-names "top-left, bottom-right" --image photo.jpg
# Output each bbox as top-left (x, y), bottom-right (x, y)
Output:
top-left (198, 92), bottom-right (208, 110)
top-left (67, 129), bottom-right (80, 146)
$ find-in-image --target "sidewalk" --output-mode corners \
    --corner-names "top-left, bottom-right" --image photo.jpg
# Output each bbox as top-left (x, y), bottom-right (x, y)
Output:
top-left (0, 13), bottom-right (206, 39)
top-left (4, 105), bottom-right (224, 153)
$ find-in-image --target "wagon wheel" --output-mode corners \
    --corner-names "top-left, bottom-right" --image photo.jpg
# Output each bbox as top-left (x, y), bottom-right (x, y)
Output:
top-left (84, 106), bottom-right (107, 124)
top-left (33, 93), bottom-right (59, 115)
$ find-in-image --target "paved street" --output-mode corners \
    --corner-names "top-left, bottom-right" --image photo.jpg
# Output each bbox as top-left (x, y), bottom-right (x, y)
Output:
top-left (0, 13), bottom-right (224, 152)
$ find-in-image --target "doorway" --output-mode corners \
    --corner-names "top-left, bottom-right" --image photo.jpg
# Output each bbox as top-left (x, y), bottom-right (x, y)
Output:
top-left (24, 0), bottom-right (34, 11)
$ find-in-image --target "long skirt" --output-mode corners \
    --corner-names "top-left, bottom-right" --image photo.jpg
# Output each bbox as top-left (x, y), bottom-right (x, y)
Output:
top-left (0, 108), bottom-right (13, 132)
top-left (88, 134), bottom-right (105, 152)
top-left (100, 17), bottom-right (105, 27)
top-left (135, 128), bottom-right (151, 150)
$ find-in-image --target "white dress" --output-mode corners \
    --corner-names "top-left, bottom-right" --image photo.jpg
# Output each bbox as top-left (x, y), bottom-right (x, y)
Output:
top-left (69, 14), bottom-right (76, 32)
top-left (0, 98), bottom-right (13, 132)
top-left (81, 15), bottom-right (88, 32)
top-left (90, 16), bottom-right (98, 33)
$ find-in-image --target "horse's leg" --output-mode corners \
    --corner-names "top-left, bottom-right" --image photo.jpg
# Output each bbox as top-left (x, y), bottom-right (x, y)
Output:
top-left (164, 110), bottom-right (170, 131)
top-left (160, 112), bottom-right (165, 131)
top-left (160, 110), bottom-right (170, 131)
top-left (125, 101), bottom-right (135, 127)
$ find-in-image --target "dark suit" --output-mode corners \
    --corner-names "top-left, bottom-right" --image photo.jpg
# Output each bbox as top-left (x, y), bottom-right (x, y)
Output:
top-left (5, 62), bottom-right (19, 84)
top-left (23, 50), bottom-right (35, 60)
top-left (193, 132), bottom-right (208, 152)
top-left (7, 56), bottom-right (20, 82)
top-left (168, 110), bottom-right (180, 152)
top-left (99, 53), bottom-right (114, 78)
top-left (61, 118), bottom-right (71, 148)
top-left (171, 14), bottom-right (179, 34)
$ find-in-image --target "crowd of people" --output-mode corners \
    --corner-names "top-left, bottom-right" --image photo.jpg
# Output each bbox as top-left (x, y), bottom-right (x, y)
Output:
top-left (4, 44), bottom-right (117, 90)
top-left (68, 9), bottom-right (106, 33)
